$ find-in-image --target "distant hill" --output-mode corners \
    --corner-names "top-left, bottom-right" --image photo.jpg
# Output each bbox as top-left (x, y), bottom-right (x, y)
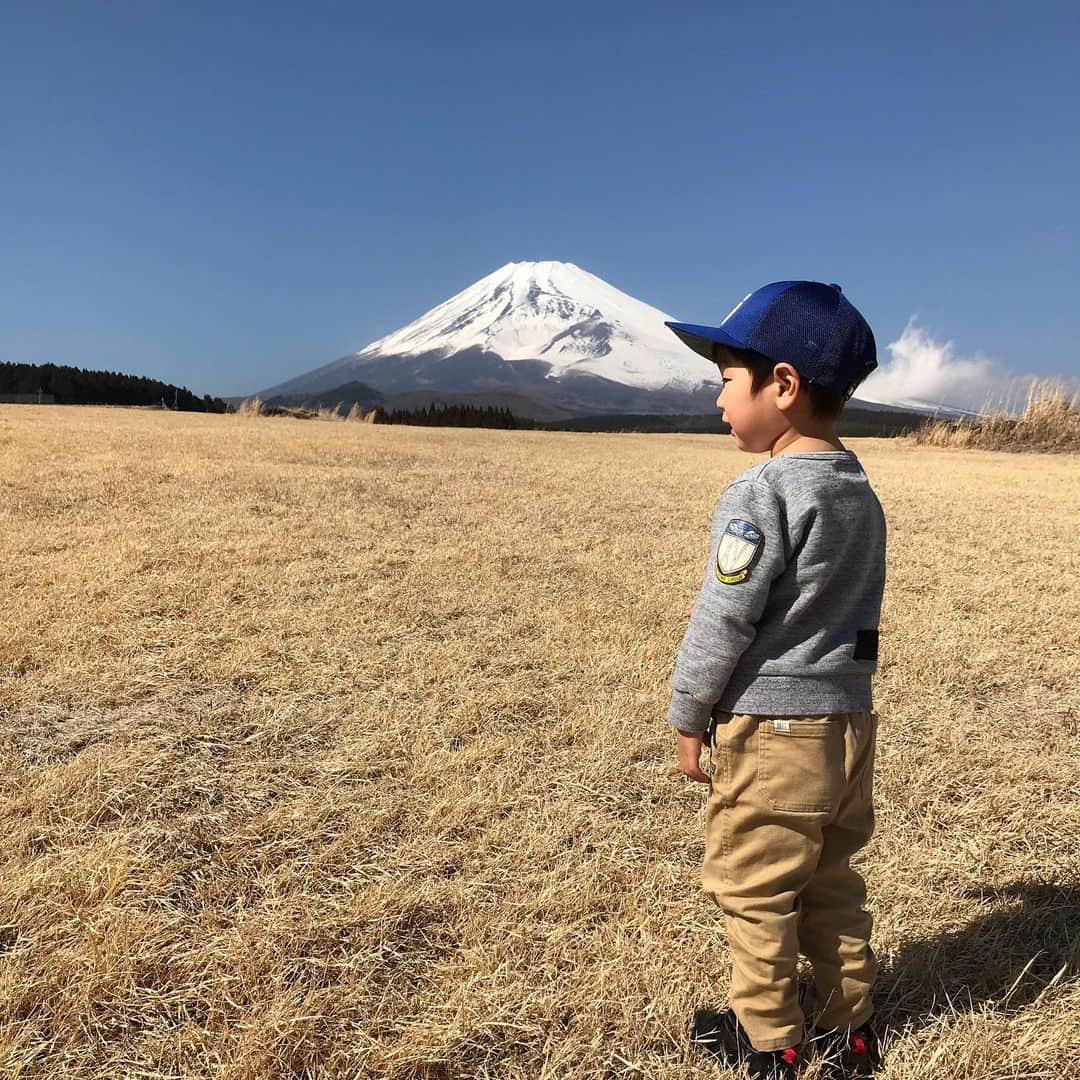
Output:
top-left (240, 380), bottom-right (577, 422)
top-left (260, 380), bottom-right (384, 411)
top-left (231, 375), bottom-right (937, 435)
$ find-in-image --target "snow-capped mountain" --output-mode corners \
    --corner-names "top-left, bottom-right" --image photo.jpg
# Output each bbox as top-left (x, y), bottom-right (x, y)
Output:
top-left (254, 260), bottom-right (958, 422)
top-left (854, 395), bottom-right (984, 419)
top-left (257, 261), bottom-right (723, 413)
top-left (351, 261), bottom-right (716, 389)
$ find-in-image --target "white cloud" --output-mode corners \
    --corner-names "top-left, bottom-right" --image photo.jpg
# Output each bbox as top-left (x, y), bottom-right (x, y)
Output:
top-left (856, 318), bottom-right (1073, 416)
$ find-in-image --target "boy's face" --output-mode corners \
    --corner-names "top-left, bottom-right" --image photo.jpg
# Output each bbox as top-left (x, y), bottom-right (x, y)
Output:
top-left (715, 364), bottom-right (789, 453)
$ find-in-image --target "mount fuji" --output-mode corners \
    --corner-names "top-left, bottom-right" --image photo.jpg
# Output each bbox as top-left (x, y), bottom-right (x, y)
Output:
top-left (256, 261), bottom-right (727, 416)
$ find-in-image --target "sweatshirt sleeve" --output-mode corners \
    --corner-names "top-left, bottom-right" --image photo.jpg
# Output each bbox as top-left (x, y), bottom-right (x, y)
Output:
top-left (665, 479), bottom-right (789, 733)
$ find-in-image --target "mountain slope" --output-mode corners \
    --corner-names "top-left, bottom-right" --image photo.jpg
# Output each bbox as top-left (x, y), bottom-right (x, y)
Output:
top-left (257, 261), bottom-right (721, 409)
top-left (349, 261), bottom-right (717, 389)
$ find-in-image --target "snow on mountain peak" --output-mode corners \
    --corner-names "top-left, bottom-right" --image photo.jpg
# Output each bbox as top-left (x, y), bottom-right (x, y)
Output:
top-left (352, 260), bottom-right (720, 391)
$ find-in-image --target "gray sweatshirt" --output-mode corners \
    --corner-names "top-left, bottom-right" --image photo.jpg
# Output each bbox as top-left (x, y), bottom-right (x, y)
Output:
top-left (666, 450), bottom-right (886, 733)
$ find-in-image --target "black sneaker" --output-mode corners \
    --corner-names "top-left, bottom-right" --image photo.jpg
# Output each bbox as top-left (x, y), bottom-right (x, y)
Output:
top-left (691, 1007), bottom-right (802, 1079)
top-left (810, 1021), bottom-right (882, 1079)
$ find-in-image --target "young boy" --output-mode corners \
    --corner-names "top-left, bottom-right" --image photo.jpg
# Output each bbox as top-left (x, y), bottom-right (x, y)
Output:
top-left (663, 282), bottom-right (887, 1080)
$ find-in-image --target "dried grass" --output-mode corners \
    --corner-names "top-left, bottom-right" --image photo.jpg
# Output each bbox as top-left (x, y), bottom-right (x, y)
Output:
top-left (912, 378), bottom-right (1080, 453)
top-left (0, 404), bottom-right (1077, 1078)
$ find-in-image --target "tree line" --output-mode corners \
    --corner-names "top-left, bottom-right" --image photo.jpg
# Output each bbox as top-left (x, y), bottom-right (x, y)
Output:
top-left (374, 403), bottom-right (537, 429)
top-left (368, 403), bottom-right (920, 436)
top-left (0, 362), bottom-right (229, 412)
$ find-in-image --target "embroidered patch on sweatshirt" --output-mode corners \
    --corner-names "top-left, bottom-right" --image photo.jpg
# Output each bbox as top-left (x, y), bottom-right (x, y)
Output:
top-left (715, 518), bottom-right (763, 584)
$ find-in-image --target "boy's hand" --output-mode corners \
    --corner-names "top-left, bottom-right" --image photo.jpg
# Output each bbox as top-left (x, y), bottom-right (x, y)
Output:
top-left (684, 603), bottom-right (693, 618)
top-left (675, 727), bottom-right (712, 784)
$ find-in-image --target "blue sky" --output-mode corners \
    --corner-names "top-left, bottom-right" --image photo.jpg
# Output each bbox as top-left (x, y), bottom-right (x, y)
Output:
top-left (3, 1), bottom-right (1078, 402)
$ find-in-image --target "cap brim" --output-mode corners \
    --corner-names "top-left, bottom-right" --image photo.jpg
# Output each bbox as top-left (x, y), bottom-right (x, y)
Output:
top-left (664, 321), bottom-right (748, 363)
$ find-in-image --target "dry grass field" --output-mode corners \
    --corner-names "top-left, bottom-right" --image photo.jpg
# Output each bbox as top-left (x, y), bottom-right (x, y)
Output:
top-left (1, 405), bottom-right (1077, 1079)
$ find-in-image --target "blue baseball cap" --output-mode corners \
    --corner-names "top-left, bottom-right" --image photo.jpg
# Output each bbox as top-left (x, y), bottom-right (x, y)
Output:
top-left (665, 281), bottom-right (877, 401)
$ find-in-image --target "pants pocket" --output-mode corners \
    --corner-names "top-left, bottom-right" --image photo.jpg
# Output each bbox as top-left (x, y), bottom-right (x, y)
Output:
top-left (708, 739), bottom-right (734, 807)
top-left (859, 711), bottom-right (879, 802)
top-left (759, 717), bottom-right (844, 813)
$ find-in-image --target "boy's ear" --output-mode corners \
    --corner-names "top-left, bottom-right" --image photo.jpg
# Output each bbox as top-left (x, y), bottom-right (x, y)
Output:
top-left (772, 363), bottom-right (801, 410)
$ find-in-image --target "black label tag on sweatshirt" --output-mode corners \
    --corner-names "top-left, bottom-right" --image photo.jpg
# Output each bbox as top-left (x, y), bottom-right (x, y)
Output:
top-left (853, 629), bottom-right (879, 661)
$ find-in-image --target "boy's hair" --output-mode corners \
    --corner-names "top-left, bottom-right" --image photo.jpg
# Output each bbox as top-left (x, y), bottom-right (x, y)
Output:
top-left (715, 344), bottom-right (855, 421)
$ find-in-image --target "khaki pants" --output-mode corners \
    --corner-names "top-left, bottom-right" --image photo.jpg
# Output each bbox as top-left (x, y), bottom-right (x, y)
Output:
top-left (703, 710), bottom-right (878, 1052)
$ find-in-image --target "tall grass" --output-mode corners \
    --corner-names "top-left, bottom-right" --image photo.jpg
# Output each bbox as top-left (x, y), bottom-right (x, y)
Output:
top-left (913, 377), bottom-right (1080, 452)
top-left (315, 402), bottom-right (346, 421)
top-left (236, 396), bottom-right (357, 422)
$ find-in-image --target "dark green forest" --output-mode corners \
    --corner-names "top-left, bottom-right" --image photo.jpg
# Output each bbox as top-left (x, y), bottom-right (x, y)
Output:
top-left (0, 362), bottom-right (229, 412)
top-left (376, 403), bottom-right (535, 429)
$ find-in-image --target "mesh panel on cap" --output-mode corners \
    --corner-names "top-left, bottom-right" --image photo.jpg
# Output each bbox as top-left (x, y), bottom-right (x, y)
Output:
top-left (824, 297), bottom-right (877, 395)
top-left (746, 285), bottom-right (842, 386)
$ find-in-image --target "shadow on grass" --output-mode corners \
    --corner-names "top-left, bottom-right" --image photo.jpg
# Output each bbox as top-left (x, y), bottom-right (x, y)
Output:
top-left (874, 880), bottom-right (1080, 1033)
